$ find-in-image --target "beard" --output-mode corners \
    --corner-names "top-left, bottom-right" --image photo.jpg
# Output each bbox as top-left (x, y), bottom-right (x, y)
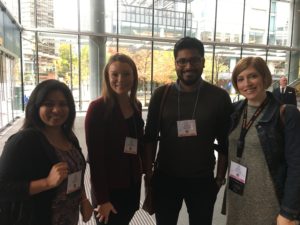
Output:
top-left (177, 71), bottom-right (201, 86)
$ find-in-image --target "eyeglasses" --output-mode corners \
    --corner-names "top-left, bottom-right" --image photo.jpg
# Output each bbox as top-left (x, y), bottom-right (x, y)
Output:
top-left (176, 56), bottom-right (203, 67)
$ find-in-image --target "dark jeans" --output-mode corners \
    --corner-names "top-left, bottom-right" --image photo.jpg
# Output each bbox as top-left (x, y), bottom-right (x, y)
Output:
top-left (92, 184), bottom-right (140, 225)
top-left (153, 171), bottom-right (219, 225)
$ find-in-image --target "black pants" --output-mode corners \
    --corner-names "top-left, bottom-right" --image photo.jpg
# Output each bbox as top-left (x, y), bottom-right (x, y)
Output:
top-left (153, 171), bottom-right (219, 225)
top-left (93, 184), bottom-right (140, 225)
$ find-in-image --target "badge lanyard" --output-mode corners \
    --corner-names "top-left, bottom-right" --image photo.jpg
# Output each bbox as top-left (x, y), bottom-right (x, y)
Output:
top-left (236, 97), bottom-right (269, 158)
top-left (177, 84), bottom-right (201, 120)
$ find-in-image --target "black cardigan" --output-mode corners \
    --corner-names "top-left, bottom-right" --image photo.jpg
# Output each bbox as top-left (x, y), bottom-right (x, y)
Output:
top-left (0, 128), bottom-right (85, 225)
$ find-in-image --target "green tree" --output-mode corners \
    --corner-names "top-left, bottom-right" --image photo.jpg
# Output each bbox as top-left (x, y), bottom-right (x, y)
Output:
top-left (55, 43), bottom-right (78, 86)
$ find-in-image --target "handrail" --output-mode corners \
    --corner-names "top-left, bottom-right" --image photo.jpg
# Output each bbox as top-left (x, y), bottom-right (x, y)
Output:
top-left (289, 78), bottom-right (300, 87)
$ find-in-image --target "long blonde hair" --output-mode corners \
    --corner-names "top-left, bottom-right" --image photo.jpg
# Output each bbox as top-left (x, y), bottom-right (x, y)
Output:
top-left (101, 53), bottom-right (140, 115)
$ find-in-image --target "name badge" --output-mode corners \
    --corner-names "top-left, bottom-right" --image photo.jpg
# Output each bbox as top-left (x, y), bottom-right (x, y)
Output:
top-left (67, 170), bottom-right (82, 194)
top-left (228, 161), bottom-right (247, 195)
top-left (177, 120), bottom-right (197, 137)
top-left (124, 137), bottom-right (138, 155)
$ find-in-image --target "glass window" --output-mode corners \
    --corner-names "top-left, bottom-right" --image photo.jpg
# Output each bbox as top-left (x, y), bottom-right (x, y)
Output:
top-left (2, 0), bottom-right (19, 21)
top-left (0, 53), bottom-right (20, 129)
top-left (118, 39), bottom-right (151, 107)
top-left (153, 42), bottom-right (176, 91)
top-left (213, 46), bottom-right (237, 95)
top-left (286, 50), bottom-right (300, 83)
top-left (203, 44), bottom-right (214, 83)
top-left (79, 36), bottom-right (89, 111)
top-left (269, 0), bottom-right (291, 46)
top-left (119, 0), bottom-right (152, 37)
top-left (36, 0), bottom-right (78, 30)
top-left (22, 31), bottom-right (37, 99)
top-left (20, 0), bottom-right (35, 27)
top-left (216, 0), bottom-right (243, 43)
top-left (241, 48), bottom-right (267, 60)
top-left (267, 49), bottom-right (288, 80)
top-left (153, 0), bottom-right (185, 38)
top-left (244, 0), bottom-right (269, 45)
top-left (3, 14), bottom-right (14, 52)
top-left (37, 32), bottom-right (79, 106)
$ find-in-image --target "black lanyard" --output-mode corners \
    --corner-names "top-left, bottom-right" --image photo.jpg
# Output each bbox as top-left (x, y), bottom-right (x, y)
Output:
top-left (236, 97), bottom-right (269, 158)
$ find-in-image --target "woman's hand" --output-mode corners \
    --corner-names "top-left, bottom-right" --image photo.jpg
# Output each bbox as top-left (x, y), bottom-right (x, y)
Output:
top-left (277, 214), bottom-right (298, 225)
top-left (80, 198), bottom-right (93, 222)
top-left (45, 162), bottom-right (68, 188)
top-left (29, 162), bottom-right (68, 195)
top-left (94, 202), bottom-right (117, 224)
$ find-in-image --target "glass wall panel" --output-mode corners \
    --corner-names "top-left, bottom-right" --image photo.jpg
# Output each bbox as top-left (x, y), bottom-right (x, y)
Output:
top-left (287, 50), bottom-right (300, 83)
top-left (290, 50), bottom-right (300, 95)
top-left (105, 0), bottom-right (117, 33)
top-left (5, 57), bottom-right (13, 122)
top-left (22, 31), bottom-right (37, 99)
top-left (36, 0), bottom-right (78, 30)
top-left (106, 37), bottom-right (117, 57)
top-left (2, 0), bottom-right (19, 21)
top-left (79, 36), bottom-right (90, 111)
top-left (202, 45), bottom-right (214, 83)
top-left (241, 48), bottom-right (267, 60)
top-left (267, 49), bottom-right (288, 80)
top-left (16, 0), bottom-right (300, 113)
top-left (0, 10), bottom-right (3, 39)
top-left (13, 27), bottom-right (21, 57)
top-left (153, 41), bottom-right (175, 87)
top-left (118, 39), bottom-right (151, 106)
top-left (12, 57), bottom-right (22, 114)
top-left (3, 13), bottom-right (14, 51)
top-left (0, 53), bottom-right (19, 129)
top-left (0, 53), bottom-right (8, 129)
top-left (20, 0), bottom-right (35, 27)
top-left (216, 0), bottom-right (243, 43)
top-left (213, 46), bottom-right (241, 96)
top-left (37, 32), bottom-right (79, 106)
top-left (153, 0), bottom-right (186, 38)
top-left (291, 0), bottom-right (300, 49)
top-left (119, 0), bottom-right (153, 37)
top-left (269, 0), bottom-right (291, 46)
top-left (191, 0), bottom-right (216, 41)
top-left (244, 0), bottom-right (269, 45)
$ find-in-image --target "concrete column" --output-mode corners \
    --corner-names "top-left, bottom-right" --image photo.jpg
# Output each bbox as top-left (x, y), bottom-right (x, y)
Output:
top-left (89, 0), bottom-right (106, 100)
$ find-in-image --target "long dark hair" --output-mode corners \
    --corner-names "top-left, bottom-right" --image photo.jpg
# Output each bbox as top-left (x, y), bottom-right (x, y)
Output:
top-left (22, 79), bottom-right (76, 139)
top-left (101, 53), bottom-right (140, 115)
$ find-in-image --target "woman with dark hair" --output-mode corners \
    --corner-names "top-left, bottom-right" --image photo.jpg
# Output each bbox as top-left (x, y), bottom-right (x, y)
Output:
top-left (225, 57), bottom-right (300, 225)
top-left (0, 79), bottom-right (93, 225)
top-left (85, 53), bottom-right (144, 225)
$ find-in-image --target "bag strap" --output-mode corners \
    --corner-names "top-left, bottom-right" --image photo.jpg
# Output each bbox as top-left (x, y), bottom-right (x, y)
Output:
top-left (280, 104), bottom-right (286, 126)
top-left (157, 83), bottom-right (172, 139)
